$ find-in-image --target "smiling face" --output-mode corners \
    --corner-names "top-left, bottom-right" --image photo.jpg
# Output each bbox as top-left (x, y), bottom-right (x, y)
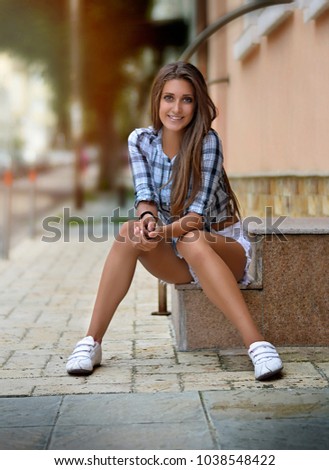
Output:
top-left (159, 79), bottom-right (196, 135)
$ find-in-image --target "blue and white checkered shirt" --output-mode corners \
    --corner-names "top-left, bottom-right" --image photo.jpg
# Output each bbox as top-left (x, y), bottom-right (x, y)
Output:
top-left (128, 127), bottom-right (230, 229)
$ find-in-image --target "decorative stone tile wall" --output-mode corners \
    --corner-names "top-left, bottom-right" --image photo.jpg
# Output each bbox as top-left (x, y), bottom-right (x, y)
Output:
top-left (230, 176), bottom-right (329, 218)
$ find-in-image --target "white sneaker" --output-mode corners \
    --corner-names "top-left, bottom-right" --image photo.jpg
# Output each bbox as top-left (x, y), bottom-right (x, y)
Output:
top-left (66, 336), bottom-right (102, 376)
top-left (248, 341), bottom-right (283, 380)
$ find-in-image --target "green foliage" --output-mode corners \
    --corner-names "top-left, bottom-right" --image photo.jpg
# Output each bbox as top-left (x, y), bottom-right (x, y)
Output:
top-left (0, 0), bottom-right (69, 129)
top-left (0, 0), bottom-right (65, 61)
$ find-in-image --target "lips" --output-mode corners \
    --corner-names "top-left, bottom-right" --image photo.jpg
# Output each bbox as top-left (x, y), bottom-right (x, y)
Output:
top-left (168, 115), bottom-right (183, 121)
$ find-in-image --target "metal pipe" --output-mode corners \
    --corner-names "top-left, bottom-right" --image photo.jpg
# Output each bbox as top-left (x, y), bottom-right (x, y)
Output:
top-left (29, 168), bottom-right (37, 238)
top-left (151, 280), bottom-right (171, 316)
top-left (1, 170), bottom-right (13, 259)
top-left (207, 77), bottom-right (230, 86)
top-left (179, 0), bottom-right (294, 61)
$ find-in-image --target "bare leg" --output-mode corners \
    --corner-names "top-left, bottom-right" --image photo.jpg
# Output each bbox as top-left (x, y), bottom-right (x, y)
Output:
top-left (177, 230), bottom-right (264, 347)
top-left (86, 231), bottom-right (138, 342)
top-left (87, 222), bottom-right (192, 343)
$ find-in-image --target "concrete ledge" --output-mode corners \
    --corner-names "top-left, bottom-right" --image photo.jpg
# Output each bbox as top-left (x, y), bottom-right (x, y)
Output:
top-left (247, 216), bottom-right (329, 235)
top-left (171, 218), bottom-right (329, 351)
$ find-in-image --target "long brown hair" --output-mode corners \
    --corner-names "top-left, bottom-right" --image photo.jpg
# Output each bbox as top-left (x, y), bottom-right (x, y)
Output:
top-left (150, 61), bottom-right (240, 219)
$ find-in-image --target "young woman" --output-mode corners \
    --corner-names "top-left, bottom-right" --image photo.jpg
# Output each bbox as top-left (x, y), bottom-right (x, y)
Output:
top-left (66, 61), bottom-right (283, 381)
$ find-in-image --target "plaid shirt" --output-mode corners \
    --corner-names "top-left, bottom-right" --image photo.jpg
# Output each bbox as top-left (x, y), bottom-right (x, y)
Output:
top-left (128, 127), bottom-right (230, 228)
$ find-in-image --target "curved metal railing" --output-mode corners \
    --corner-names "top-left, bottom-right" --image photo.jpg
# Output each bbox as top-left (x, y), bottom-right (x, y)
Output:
top-left (180, 0), bottom-right (294, 61)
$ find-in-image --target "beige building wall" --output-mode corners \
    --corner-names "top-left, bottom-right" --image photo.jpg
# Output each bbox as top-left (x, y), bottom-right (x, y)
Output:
top-left (206, 0), bottom-right (329, 217)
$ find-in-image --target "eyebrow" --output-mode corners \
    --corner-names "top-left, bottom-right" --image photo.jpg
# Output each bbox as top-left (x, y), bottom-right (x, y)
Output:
top-left (162, 92), bottom-right (194, 97)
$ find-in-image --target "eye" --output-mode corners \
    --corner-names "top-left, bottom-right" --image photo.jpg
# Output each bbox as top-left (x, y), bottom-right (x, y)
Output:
top-left (163, 94), bottom-right (174, 102)
top-left (183, 96), bottom-right (194, 104)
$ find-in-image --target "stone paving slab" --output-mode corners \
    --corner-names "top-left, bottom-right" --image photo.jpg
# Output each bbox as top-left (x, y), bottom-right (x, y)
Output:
top-left (203, 388), bottom-right (329, 450)
top-left (0, 395), bottom-right (62, 450)
top-left (0, 393), bottom-right (215, 450)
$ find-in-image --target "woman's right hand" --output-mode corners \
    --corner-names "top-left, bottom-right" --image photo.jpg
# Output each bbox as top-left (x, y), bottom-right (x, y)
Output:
top-left (132, 221), bottom-right (161, 251)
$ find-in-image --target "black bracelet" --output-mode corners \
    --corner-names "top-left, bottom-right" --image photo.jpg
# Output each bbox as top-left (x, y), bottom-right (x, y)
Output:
top-left (139, 211), bottom-right (158, 222)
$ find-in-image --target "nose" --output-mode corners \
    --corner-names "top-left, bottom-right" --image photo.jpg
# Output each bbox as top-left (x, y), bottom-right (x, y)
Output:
top-left (172, 99), bottom-right (181, 114)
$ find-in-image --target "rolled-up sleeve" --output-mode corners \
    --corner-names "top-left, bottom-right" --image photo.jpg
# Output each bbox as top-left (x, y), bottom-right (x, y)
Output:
top-left (185, 130), bottom-right (224, 215)
top-left (128, 129), bottom-right (158, 208)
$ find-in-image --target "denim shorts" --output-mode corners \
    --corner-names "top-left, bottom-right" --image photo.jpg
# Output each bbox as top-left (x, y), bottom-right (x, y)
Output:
top-left (173, 221), bottom-right (253, 287)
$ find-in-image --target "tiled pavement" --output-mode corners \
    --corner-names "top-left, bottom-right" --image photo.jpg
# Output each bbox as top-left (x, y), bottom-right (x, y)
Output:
top-left (0, 195), bottom-right (329, 450)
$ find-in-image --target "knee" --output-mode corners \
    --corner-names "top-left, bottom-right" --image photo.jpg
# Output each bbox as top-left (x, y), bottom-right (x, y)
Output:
top-left (115, 220), bottom-right (135, 244)
top-left (176, 230), bottom-right (206, 262)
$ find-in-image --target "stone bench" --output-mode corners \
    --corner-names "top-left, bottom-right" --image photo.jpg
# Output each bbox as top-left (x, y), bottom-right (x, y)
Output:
top-left (171, 217), bottom-right (329, 351)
